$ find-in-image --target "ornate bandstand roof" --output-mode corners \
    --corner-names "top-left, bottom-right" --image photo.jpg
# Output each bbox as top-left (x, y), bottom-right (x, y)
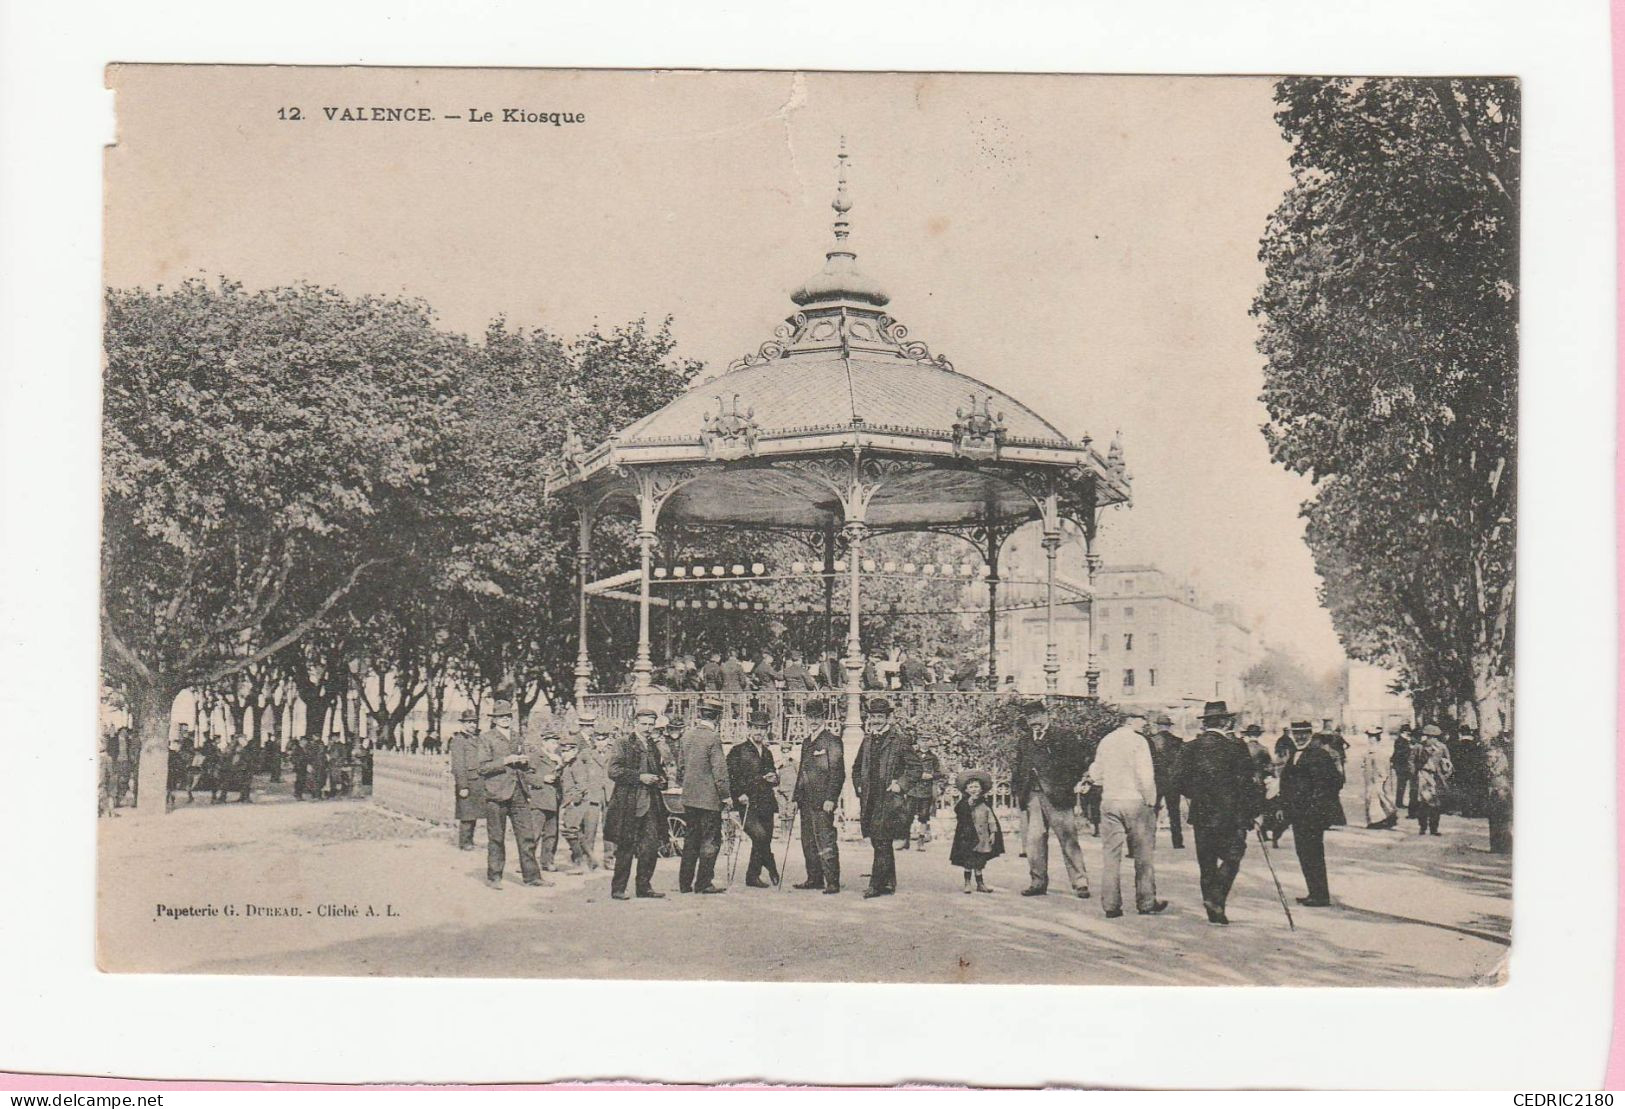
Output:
top-left (548, 142), bottom-right (1130, 535)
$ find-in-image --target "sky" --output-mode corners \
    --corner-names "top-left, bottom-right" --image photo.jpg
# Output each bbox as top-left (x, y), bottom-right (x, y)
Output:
top-left (104, 67), bottom-right (1346, 671)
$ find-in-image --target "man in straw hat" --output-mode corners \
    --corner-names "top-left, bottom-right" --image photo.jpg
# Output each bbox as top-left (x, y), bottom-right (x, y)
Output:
top-left (677, 695), bottom-right (730, 894)
top-left (448, 707), bottom-right (484, 850)
top-left (473, 699), bottom-right (549, 889)
top-left (1010, 698), bottom-right (1093, 899)
top-left (852, 695), bottom-right (922, 898)
top-left (1173, 700), bottom-right (1263, 925)
top-left (790, 696), bottom-right (845, 894)
top-left (604, 706), bottom-right (671, 899)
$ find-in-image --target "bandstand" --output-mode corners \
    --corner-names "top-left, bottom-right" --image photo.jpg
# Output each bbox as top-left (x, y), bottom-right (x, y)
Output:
top-left (545, 143), bottom-right (1131, 756)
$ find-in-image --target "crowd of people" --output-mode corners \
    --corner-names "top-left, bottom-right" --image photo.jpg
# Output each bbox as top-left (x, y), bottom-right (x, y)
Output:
top-left (102, 684), bottom-right (1488, 930)
top-left (96, 726), bottom-right (378, 814)
top-left (448, 692), bottom-right (1492, 926)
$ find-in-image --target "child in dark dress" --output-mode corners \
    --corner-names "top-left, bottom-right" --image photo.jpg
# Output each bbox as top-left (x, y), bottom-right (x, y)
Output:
top-left (949, 773), bottom-right (1005, 893)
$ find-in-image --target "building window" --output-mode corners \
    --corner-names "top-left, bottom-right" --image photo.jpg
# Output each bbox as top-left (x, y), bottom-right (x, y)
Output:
top-left (1100, 634), bottom-right (1110, 653)
top-left (1123, 633), bottom-right (1133, 651)
top-left (1149, 668), bottom-right (1157, 688)
top-left (1150, 633), bottom-right (1160, 653)
top-left (1122, 668), bottom-right (1135, 692)
top-left (1124, 606), bottom-right (1134, 619)
top-left (1097, 605), bottom-right (1110, 621)
top-left (1124, 579), bottom-right (1134, 592)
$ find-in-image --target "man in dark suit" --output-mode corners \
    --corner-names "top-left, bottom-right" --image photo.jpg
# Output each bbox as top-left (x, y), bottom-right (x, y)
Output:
top-left (1279, 719), bottom-right (1345, 907)
top-left (1391, 724), bottom-right (1415, 814)
top-left (1173, 700), bottom-right (1263, 925)
top-left (604, 706), bottom-right (670, 899)
top-left (677, 697), bottom-right (730, 894)
top-left (727, 708), bottom-right (781, 887)
top-left (1147, 713), bottom-right (1185, 848)
top-left (853, 696), bottom-right (923, 898)
top-left (448, 708), bottom-right (484, 850)
top-left (1011, 698), bottom-right (1093, 898)
top-left (790, 697), bottom-right (845, 893)
top-left (473, 699), bottom-right (549, 890)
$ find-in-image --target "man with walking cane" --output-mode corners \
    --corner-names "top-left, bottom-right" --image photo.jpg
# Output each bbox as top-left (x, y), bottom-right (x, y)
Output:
top-left (677, 695), bottom-right (730, 894)
top-left (790, 697), bottom-right (845, 894)
top-left (728, 708), bottom-right (782, 887)
top-left (1173, 700), bottom-right (1263, 926)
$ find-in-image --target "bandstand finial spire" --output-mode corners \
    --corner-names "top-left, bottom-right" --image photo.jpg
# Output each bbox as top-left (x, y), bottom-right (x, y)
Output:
top-left (832, 135), bottom-right (852, 250)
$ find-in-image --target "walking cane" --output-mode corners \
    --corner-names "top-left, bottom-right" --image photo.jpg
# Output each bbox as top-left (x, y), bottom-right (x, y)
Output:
top-left (1254, 824), bottom-right (1295, 931)
top-left (776, 803), bottom-right (798, 892)
top-left (727, 797), bottom-right (750, 884)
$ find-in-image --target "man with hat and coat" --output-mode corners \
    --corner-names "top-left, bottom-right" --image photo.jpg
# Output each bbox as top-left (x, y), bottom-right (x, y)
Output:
top-left (727, 707), bottom-right (782, 887)
top-left (1173, 700), bottom-right (1263, 925)
top-left (677, 696), bottom-right (730, 894)
top-left (1279, 719), bottom-right (1346, 907)
top-left (1410, 724), bottom-right (1454, 836)
top-left (473, 699), bottom-right (550, 889)
top-left (852, 695), bottom-right (923, 898)
top-left (1010, 698), bottom-right (1094, 898)
top-left (605, 706), bottom-right (671, 899)
top-left (559, 726), bottom-right (608, 870)
top-left (791, 696), bottom-right (845, 893)
top-left (1146, 713), bottom-right (1186, 849)
top-left (448, 707), bottom-right (485, 849)
top-left (526, 721), bottom-right (576, 875)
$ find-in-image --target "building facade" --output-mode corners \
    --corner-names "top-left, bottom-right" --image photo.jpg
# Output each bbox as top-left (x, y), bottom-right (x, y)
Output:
top-left (998, 549), bottom-right (1264, 722)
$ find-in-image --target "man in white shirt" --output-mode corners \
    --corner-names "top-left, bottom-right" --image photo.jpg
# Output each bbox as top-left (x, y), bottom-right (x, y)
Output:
top-left (1089, 713), bottom-right (1169, 918)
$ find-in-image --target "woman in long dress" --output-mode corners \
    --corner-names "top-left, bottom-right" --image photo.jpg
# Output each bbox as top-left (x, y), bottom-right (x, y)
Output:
top-left (1359, 726), bottom-right (1398, 829)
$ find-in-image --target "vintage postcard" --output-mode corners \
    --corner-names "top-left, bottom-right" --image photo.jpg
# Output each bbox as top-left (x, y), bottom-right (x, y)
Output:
top-left (98, 66), bottom-right (1515, 986)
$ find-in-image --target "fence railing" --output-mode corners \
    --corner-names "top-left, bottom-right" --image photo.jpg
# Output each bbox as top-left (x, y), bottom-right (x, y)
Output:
top-left (371, 751), bottom-right (452, 826)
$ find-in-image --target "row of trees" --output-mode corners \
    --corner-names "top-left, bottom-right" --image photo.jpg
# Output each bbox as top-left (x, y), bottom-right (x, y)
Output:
top-left (102, 279), bottom-right (701, 813)
top-left (1254, 77), bottom-right (1518, 852)
top-left (101, 279), bottom-right (986, 814)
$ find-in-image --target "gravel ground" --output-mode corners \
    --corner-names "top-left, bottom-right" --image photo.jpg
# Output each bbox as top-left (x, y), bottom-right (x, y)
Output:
top-left (97, 780), bottom-right (1509, 986)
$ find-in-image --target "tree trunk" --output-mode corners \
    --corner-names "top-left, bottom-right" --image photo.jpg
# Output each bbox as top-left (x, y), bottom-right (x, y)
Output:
top-left (301, 693), bottom-right (334, 741)
top-left (1473, 665), bottom-right (1513, 854)
top-left (134, 685), bottom-right (178, 816)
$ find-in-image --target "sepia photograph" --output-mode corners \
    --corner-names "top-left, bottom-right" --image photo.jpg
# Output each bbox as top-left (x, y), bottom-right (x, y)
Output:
top-left (96, 66), bottom-right (1517, 989)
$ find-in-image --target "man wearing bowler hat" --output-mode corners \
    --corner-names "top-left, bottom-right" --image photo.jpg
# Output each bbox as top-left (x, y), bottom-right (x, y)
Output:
top-left (473, 699), bottom-right (549, 889)
top-left (852, 695), bottom-right (922, 898)
top-left (728, 707), bottom-right (782, 887)
top-left (448, 707), bottom-right (484, 850)
top-left (1010, 698), bottom-right (1093, 899)
top-left (1174, 700), bottom-right (1263, 925)
top-left (791, 696), bottom-right (845, 893)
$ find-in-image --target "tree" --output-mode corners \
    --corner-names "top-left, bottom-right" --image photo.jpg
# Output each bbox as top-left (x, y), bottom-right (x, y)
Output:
top-left (440, 317), bottom-right (700, 717)
top-left (102, 278), bottom-right (471, 812)
top-left (1253, 78), bottom-right (1517, 851)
